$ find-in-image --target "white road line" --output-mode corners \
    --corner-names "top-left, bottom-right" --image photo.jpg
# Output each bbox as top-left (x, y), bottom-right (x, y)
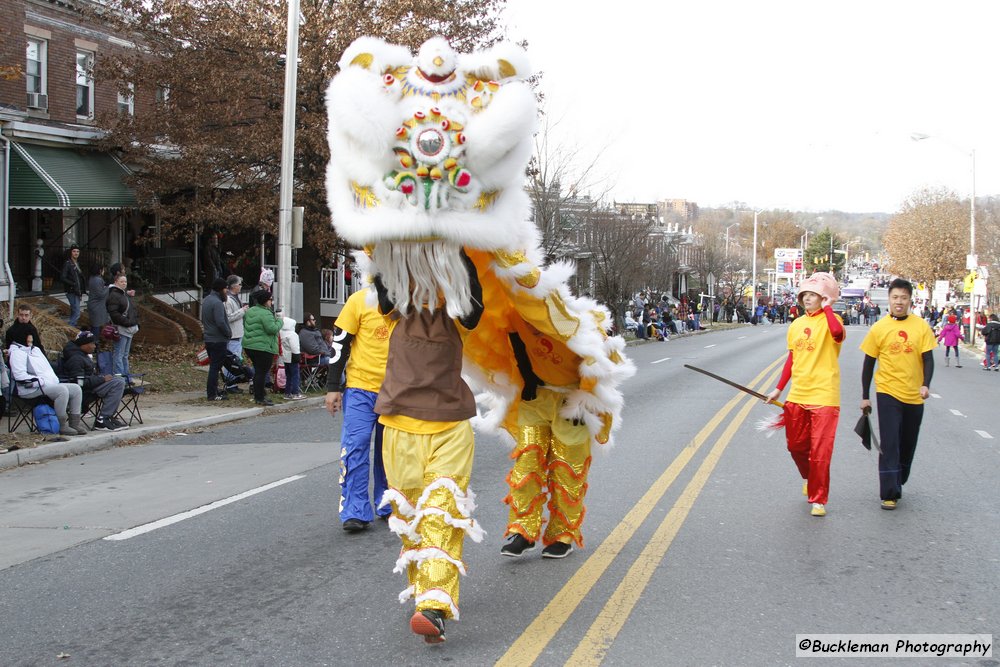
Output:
top-left (949, 409), bottom-right (965, 417)
top-left (975, 430), bottom-right (993, 439)
top-left (704, 344), bottom-right (716, 348)
top-left (737, 336), bottom-right (747, 339)
top-left (931, 393), bottom-right (942, 399)
top-left (104, 475), bottom-right (306, 541)
top-left (650, 357), bottom-right (671, 364)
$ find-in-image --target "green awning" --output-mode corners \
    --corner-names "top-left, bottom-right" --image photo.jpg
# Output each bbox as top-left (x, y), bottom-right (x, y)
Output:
top-left (9, 142), bottom-right (137, 210)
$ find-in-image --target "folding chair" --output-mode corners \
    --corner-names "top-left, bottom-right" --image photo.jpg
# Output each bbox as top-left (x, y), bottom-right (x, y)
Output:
top-left (96, 351), bottom-right (145, 425)
top-left (299, 353), bottom-right (326, 393)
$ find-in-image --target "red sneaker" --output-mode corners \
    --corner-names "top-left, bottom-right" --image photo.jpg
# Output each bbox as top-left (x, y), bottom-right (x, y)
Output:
top-left (410, 609), bottom-right (446, 644)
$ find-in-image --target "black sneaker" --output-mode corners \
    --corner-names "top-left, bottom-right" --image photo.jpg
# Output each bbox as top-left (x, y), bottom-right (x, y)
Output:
top-left (342, 518), bottom-right (369, 532)
top-left (410, 609), bottom-right (445, 644)
top-left (500, 533), bottom-right (536, 557)
top-left (255, 399), bottom-right (274, 407)
top-left (93, 417), bottom-right (111, 430)
top-left (208, 394), bottom-right (228, 401)
top-left (542, 541), bottom-right (575, 559)
top-left (107, 417), bottom-right (129, 431)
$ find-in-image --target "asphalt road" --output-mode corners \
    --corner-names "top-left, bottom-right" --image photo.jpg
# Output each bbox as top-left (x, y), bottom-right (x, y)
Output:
top-left (1, 322), bottom-right (997, 666)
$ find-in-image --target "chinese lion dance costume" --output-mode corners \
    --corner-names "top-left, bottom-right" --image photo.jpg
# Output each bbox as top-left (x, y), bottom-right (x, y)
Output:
top-left (326, 35), bottom-right (634, 643)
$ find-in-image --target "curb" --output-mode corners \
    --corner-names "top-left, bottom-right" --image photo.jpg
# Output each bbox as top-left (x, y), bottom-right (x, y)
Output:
top-left (0, 396), bottom-right (326, 471)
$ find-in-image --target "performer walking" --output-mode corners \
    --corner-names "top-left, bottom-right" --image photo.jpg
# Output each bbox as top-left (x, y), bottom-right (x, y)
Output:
top-left (371, 250), bottom-right (484, 644)
top-left (859, 279), bottom-right (936, 510)
top-left (324, 286), bottom-right (395, 532)
top-left (499, 333), bottom-right (593, 559)
top-left (765, 273), bottom-right (844, 517)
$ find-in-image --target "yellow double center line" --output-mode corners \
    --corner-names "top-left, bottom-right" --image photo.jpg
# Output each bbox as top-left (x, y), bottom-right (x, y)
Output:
top-left (497, 356), bottom-right (785, 667)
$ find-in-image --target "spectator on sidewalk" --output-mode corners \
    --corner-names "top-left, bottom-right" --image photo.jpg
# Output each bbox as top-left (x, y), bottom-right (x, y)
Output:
top-left (87, 263), bottom-right (110, 340)
top-left (60, 244), bottom-right (86, 328)
top-left (633, 292), bottom-right (647, 339)
top-left (623, 311), bottom-right (639, 336)
top-left (9, 335), bottom-right (87, 435)
top-left (202, 232), bottom-right (225, 284)
top-left (4, 305), bottom-right (46, 358)
top-left (981, 313), bottom-right (1000, 371)
top-left (278, 316), bottom-right (305, 400)
top-left (223, 275), bottom-right (249, 391)
top-left (321, 328), bottom-right (336, 358)
top-left (298, 313), bottom-right (329, 365)
top-left (201, 278), bottom-right (232, 402)
top-left (58, 331), bottom-right (128, 431)
top-left (242, 290), bottom-right (282, 406)
top-left (250, 268), bottom-right (274, 301)
top-left (106, 274), bottom-right (139, 377)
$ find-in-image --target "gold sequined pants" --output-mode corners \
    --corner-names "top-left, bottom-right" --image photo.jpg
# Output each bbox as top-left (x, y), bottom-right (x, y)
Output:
top-left (504, 388), bottom-right (591, 547)
top-left (381, 421), bottom-right (481, 620)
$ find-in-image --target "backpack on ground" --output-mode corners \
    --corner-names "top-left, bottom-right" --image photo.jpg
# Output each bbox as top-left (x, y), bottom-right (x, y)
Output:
top-left (33, 404), bottom-right (60, 434)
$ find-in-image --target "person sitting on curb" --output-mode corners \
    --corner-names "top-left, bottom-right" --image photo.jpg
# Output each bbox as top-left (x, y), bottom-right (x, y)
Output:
top-left (9, 334), bottom-right (87, 435)
top-left (59, 331), bottom-right (128, 431)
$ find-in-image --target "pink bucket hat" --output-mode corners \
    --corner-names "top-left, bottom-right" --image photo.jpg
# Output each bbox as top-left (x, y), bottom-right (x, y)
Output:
top-left (797, 271), bottom-right (840, 305)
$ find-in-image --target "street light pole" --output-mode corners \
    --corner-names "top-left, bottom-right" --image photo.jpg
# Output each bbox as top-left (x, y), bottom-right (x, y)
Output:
top-left (751, 209), bottom-right (760, 308)
top-left (276, 0), bottom-right (301, 315)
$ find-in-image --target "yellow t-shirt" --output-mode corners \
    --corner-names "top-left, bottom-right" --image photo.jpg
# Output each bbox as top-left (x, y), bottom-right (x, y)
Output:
top-left (785, 309), bottom-right (843, 407)
top-left (860, 315), bottom-right (936, 404)
top-left (334, 290), bottom-right (396, 394)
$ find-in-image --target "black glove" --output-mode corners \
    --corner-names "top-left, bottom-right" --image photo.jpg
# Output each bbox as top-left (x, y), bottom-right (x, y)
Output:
top-left (458, 249), bottom-right (484, 330)
top-left (372, 274), bottom-right (395, 315)
top-left (508, 332), bottom-right (542, 402)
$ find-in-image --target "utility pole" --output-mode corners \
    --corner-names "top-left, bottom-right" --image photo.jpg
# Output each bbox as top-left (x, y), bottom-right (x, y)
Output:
top-left (276, 0), bottom-right (300, 315)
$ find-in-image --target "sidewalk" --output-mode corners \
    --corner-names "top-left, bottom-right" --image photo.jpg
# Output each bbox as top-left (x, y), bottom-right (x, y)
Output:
top-left (1, 391), bottom-right (327, 470)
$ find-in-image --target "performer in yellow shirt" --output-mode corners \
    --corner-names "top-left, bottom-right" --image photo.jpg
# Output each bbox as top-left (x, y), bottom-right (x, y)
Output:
top-left (325, 287), bottom-right (397, 532)
top-left (766, 273), bottom-right (845, 517)
top-left (859, 278), bottom-right (936, 510)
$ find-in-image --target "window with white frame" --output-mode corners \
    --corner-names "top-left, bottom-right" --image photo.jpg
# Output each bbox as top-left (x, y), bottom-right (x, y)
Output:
top-left (156, 85), bottom-right (170, 105)
top-left (117, 82), bottom-right (134, 115)
top-left (26, 38), bottom-right (47, 107)
top-left (76, 50), bottom-right (95, 118)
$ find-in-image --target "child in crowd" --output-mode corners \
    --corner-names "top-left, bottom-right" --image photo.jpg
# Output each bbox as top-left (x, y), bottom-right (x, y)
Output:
top-left (936, 314), bottom-right (963, 367)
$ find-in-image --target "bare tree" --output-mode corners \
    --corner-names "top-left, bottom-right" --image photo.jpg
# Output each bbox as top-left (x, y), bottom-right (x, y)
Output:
top-left (527, 117), bottom-right (613, 263)
top-left (580, 209), bottom-right (656, 332)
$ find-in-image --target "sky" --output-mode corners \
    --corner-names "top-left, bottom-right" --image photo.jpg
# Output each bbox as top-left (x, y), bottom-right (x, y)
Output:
top-left (501, 0), bottom-right (1000, 214)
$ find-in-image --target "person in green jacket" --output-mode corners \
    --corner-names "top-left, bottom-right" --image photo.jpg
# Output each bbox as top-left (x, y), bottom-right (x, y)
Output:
top-left (242, 290), bottom-right (283, 406)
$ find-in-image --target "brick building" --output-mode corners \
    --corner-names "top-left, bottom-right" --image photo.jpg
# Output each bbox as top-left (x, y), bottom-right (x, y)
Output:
top-left (0, 0), bottom-right (152, 311)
